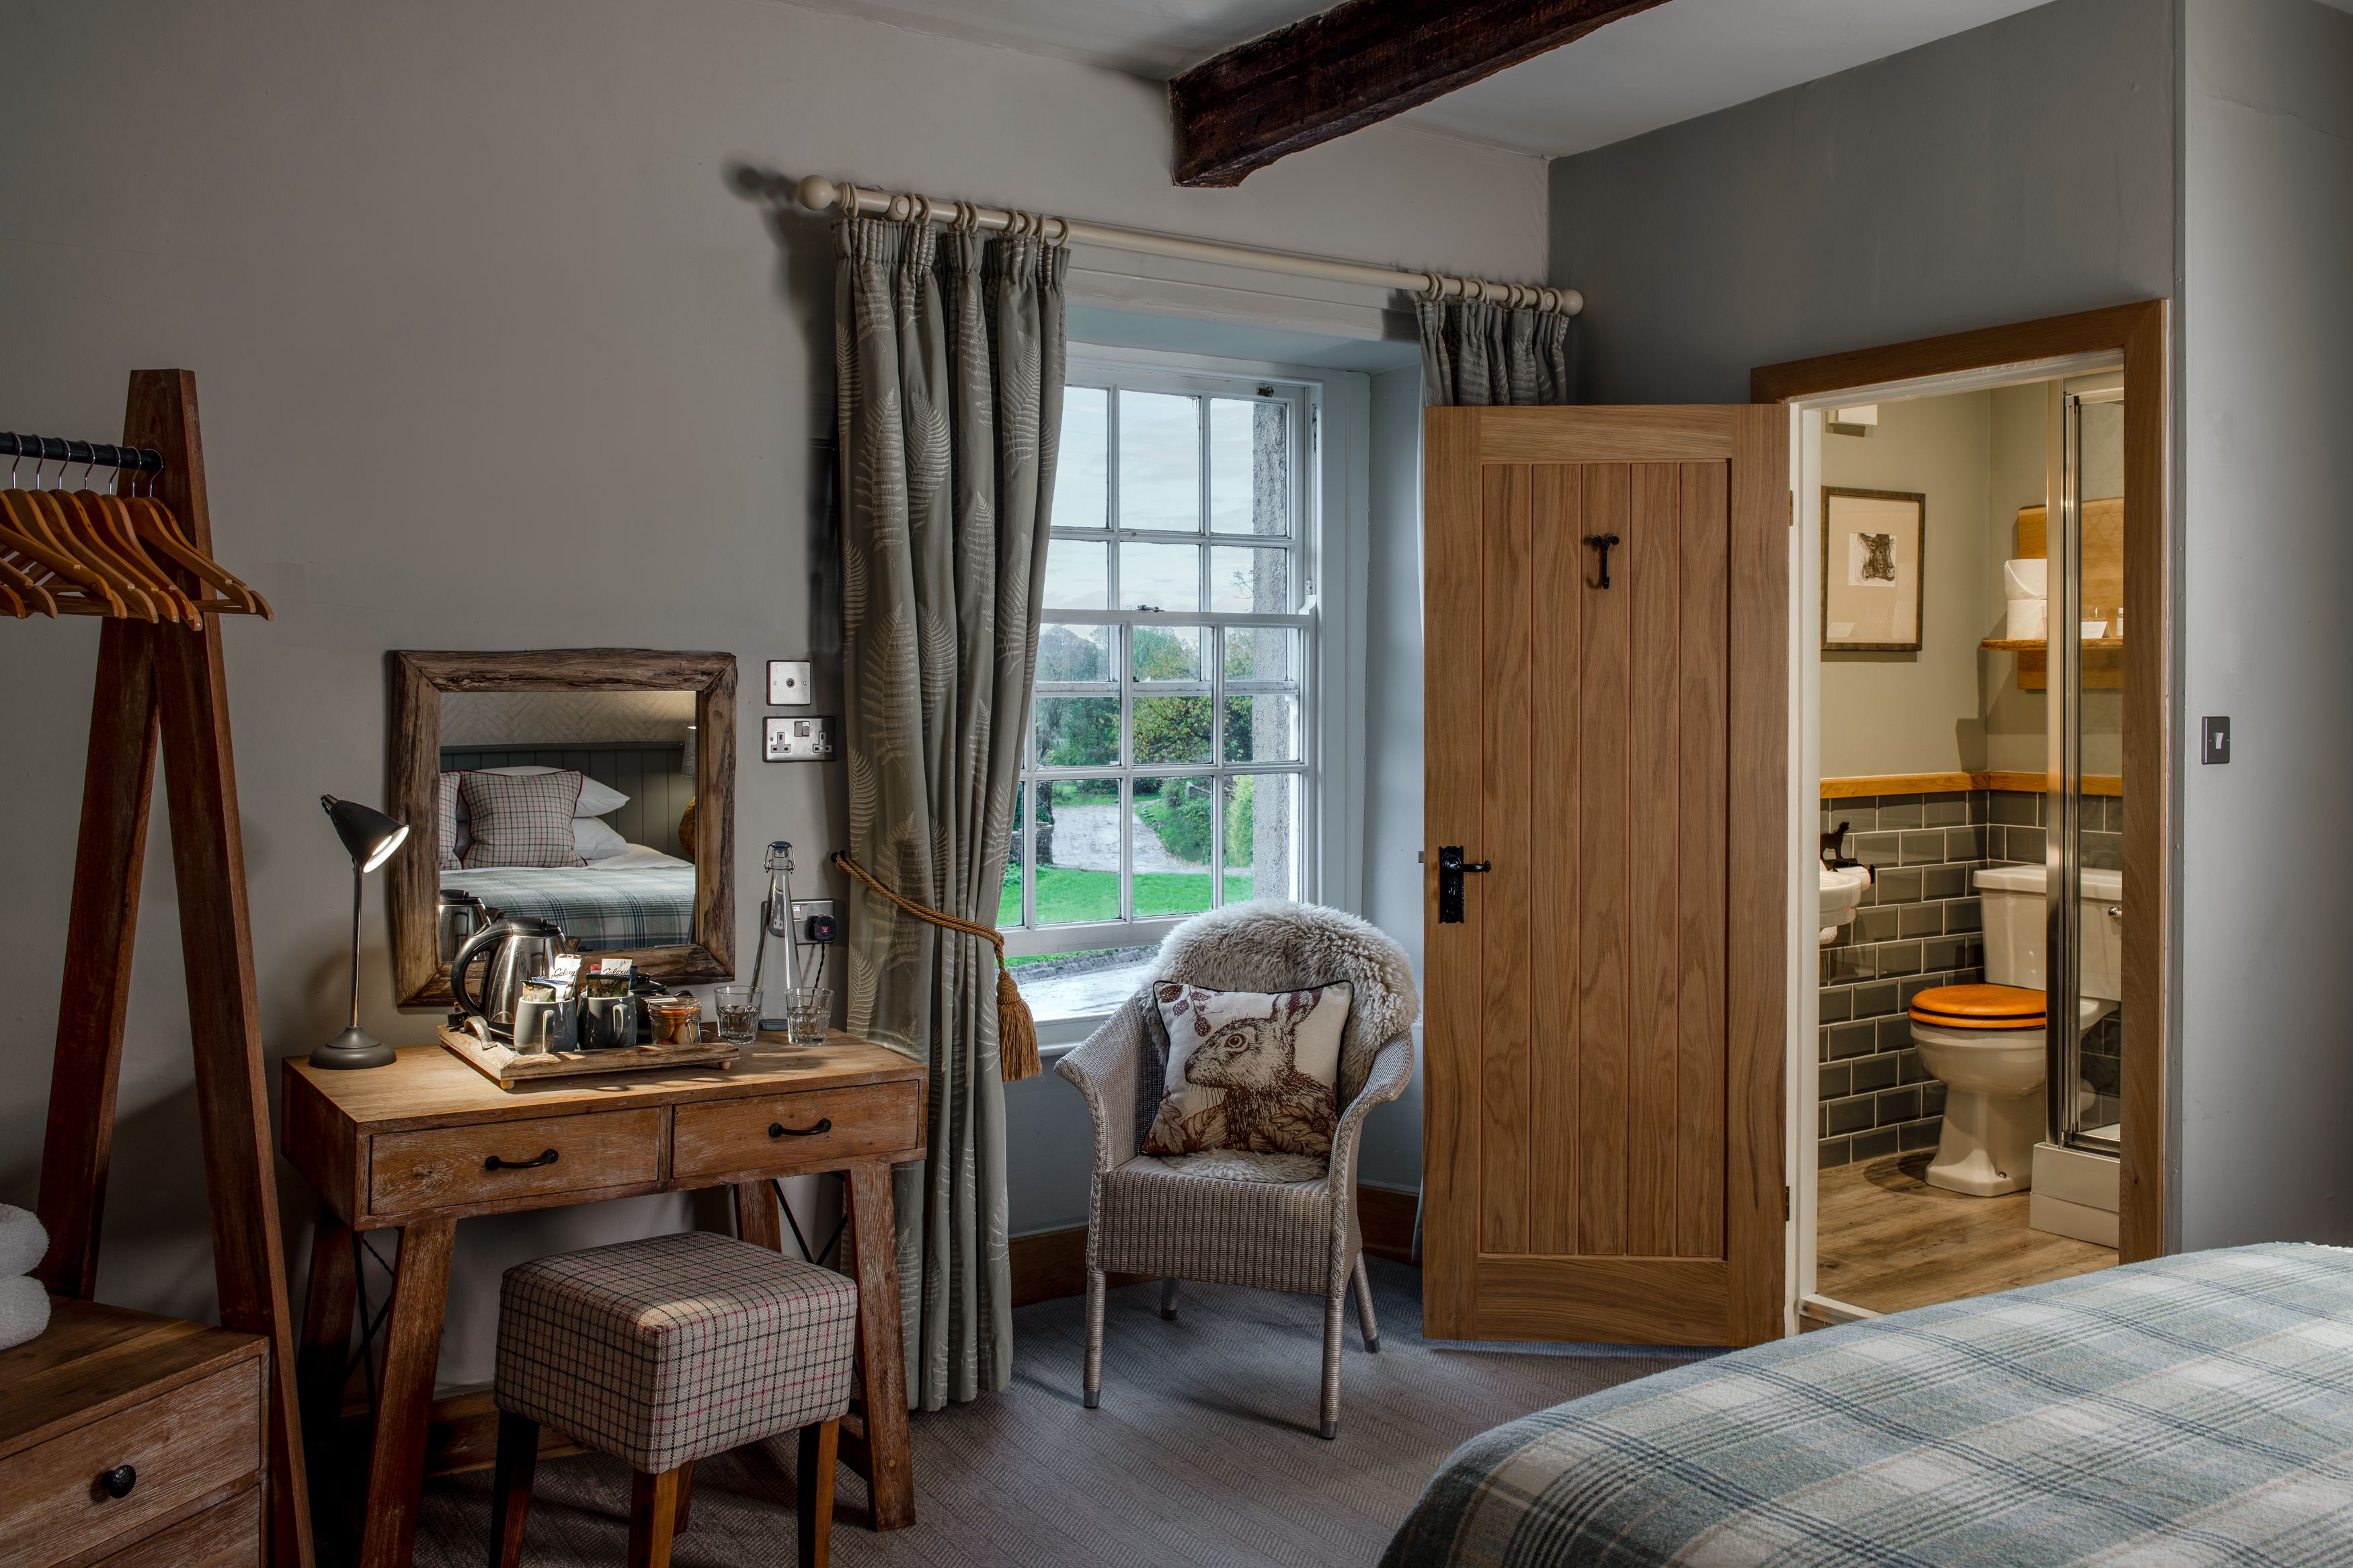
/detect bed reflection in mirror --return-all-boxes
[437,690,700,956]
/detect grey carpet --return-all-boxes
[414,1258,1707,1568]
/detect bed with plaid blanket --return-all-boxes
[1385,1245,2353,1567]
[444,862,696,952]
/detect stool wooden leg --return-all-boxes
[672,1460,695,1535]
[628,1468,685,1568]
[487,1413,538,1568]
[797,1418,838,1568]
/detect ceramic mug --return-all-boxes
[510,995,575,1056]
[579,993,639,1050]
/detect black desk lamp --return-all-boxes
[311,795,409,1070]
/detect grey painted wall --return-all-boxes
[1549,0,2177,405]
[0,0,1540,1389]
[2178,0,2353,1247]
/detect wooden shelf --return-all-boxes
[1983,637,2124,651]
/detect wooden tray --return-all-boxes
[438,1020,739,1088]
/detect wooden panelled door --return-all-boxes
[1424,407,1788,1346]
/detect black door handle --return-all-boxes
[1586,533,1622,589]
[96,1465,136,1500]
[1436,846,1492,924]
[483,1149,559,1171]
[770,1118,833,1138]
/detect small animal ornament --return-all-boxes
[1146,985,1340,1157]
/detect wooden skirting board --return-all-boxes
[1822,771,2122,798]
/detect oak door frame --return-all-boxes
[1753,300,2170,1263]
[388,649,737,1007]
[1422,405,1788,1347]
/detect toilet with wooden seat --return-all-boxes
[1907,862,2122,1196]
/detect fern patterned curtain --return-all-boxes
[834,214,1066,1407]
[1417,297,1572,405]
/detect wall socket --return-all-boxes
[764,714,834,761]
[789,899,836,943]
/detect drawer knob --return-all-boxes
[484,1148,560,1171]
[97,1464,137,1499]
[768,1118,832,1139]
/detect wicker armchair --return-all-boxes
[1055,901,1418,1439]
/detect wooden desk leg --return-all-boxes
[733,1180,784,1253]
[843,1161,913,1530]
[297,1205,358,1526]
[357,1219,454,1568]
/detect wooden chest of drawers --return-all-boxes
[0,1298,267,1568]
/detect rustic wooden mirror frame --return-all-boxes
[388,649,736,1007]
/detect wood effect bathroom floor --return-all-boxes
[1814,1153,2116,1317]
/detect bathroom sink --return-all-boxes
[1819,863,1872,946]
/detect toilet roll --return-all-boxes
[2005,599,2048,641]
[2003,559,2048,600]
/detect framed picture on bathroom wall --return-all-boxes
[1822,487,1925,652]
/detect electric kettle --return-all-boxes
[436,887,491,964]
[449,915,569,1034]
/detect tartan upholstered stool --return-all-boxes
[488,1230,859,1568]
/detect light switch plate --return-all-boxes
[767,659,813,706]
[2202,715,2231,764]
[764,714,834,761]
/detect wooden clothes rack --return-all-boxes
[29,371,313,1568]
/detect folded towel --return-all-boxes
[0,1272,50,1352]
[0,1203,46,1278]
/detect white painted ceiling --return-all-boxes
[787,0,2053,159]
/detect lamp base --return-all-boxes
[310,1024,397,1071]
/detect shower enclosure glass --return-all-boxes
[2048,378,2126,1155]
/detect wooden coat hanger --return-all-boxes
[121,491,271,617]
[0,487,128,616]
[72,487,198,624]
[30,487,161,621]
[0,548,57,616]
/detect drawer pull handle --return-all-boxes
[97,1465,137,1500]
[769,1118,832,1139]
[484,1149,560,1171]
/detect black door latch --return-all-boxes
[1586,532,1622,589]
[1437,845,1492,923]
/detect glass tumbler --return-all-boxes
[781,987,832,1048]
[715,984,762,1044]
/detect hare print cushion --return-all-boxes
[1142,981,1353,1160]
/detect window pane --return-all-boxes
[1134,694,1212,766]
[1121,541,1201,612]
[1224,626,1298,684]
[1053,386,1108,528]
[1222,774,1298,904]
[1210,546,1289,612]
[1034,695,1119,768]
[1223,694,1298,763]
[1006,946,1158,1022]
[1133,776,1215,918]
[1043,537,1108,610]
[1037,623,1113,684]
[1037,779,1121,926]
[1118,390,1200,532]
[1210,397,1288,536]
[1000,781,1026,927]
[1129,624,1203,683]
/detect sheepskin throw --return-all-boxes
[1152,899,1419,1104]
[1143,981,1351,1159]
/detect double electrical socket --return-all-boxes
[765,714,833,761]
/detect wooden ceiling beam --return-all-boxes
[1169,0,1670,188]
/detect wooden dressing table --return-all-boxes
[280,1034,926,1568]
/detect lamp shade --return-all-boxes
[321,795,409,873]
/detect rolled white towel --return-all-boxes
[0,1203,46,1278]
[0,1272,50,1352]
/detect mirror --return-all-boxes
[388,650,736,1007]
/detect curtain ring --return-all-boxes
[838,181,864,219]
[912,194,934,227]
[1045,213,1070,245]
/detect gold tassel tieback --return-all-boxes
[831,850,1041,1081]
